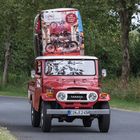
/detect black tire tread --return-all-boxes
[98,102,110,133]
[31,104,40,127]
[41,102,52,132]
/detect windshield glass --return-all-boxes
[45,59,96,76]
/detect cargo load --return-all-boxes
[34,8,84,56]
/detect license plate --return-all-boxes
[67,110,90,116]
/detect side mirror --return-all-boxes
[31,70,35,78]
[102,69,107,77]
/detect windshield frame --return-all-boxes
[44,59,96,76]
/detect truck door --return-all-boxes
[33,60,42,111]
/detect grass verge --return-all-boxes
[0,74,29,97]
[102,77,140,111]
[0,127,16,140]
[0,91,26,97]
[0,85,26,97]
[110,98,140,111]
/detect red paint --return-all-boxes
[28,58,110,112]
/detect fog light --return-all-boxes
[88,92,98,101]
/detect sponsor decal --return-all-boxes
[35,9,85,55]
[66,13,77,24]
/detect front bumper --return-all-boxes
[47,109,110,116]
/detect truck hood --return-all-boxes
[43,76,99,90]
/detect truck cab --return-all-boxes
[28,55,110,132]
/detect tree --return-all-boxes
[117,0,139,87]
[0,0,18,85]
[107,0,140,86]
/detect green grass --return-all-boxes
[110,98,140,111]
[0,85,27,97]
[102,77,140,102]
[0,127,16,140]
[0,73,29,97]
[0,91,26,97]
[102,77,140,111]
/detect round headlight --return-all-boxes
[88,92,98,101]
[57,92,66,101]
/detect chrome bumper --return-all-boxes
[47,109,110,116]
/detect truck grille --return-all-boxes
[67,94,87,100]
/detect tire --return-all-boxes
[98,102,110,133]
[82,118,92,127]
[31,104,41,127]
[45,43,55,53]
[40,102,52,132]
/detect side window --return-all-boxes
[36,61,42,75]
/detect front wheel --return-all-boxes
[31,104,41,127]
[98,102,110,133]
[40,101,52,132]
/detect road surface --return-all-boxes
[0,96,140,140]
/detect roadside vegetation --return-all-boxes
[110,99,140,111]
[102,78,140,111]
[0,86,26,97]
[0,127,16,140]
[0,74,28,97]
[103,78,140,102]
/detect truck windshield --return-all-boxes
[45,60,96,76]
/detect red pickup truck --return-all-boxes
[28,55,110,132]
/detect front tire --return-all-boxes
[31,104,41,127]
[40,102,52,132]
[98,102,110,133]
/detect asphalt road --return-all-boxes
[0,96,140,140]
